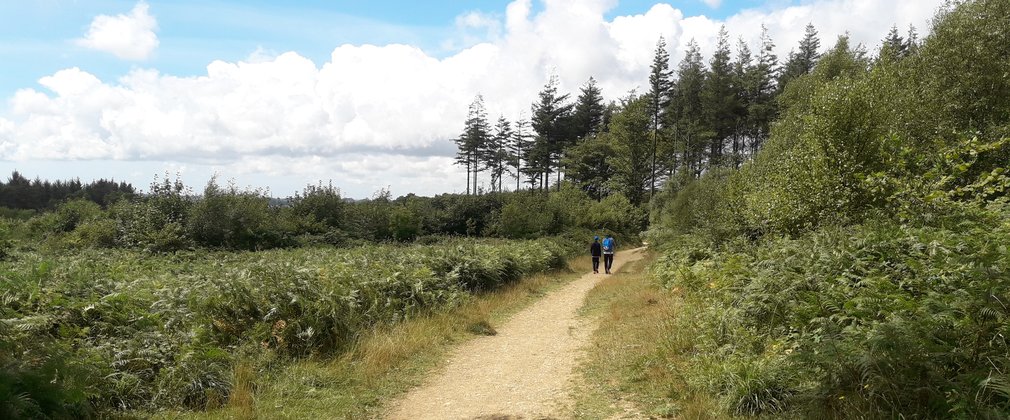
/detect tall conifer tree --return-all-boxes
[454,95,491,195]
[490,115,513,192]
[572,77,606,141]
[747,25,779,155]
[530,75,573,191]
[648,36,673,196]
[669,40,708,178]
[779,23,821,90]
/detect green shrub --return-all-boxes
[187,179,287,250]
[287,182,346,232]
[70,218,119,248]
[389,206,421,242]
[494,193,557,238]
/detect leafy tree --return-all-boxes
[562,135,616,201]
[389,206,421,241]
[286,181,346,239]
[187,177,283,250]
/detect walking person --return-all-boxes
[590,236,602,274]
[602,234,616,274]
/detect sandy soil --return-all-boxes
[386,247,646,420]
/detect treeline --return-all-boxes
[0,170,135,211]
[648,0,1010,417]
[453,22,920,205]
[13,175,644,252]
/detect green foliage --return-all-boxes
[0,236,579,415]
[585,193,646,235]
[111,175,194,252]
[606,95,653,206]
[187,178,287,250]
[655,214,1010,417]
[563,135,616,200]
[31,199,104,234]
[647,1,1010,417]
[287,182,346,234]
[490,185,644,240]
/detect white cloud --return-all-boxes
[5,0,945,197]
[703,0,723,8]
[75,1,159,60]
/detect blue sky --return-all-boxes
[0,0,766,98]
[0,0,942,197]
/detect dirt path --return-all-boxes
[386,247,646,420]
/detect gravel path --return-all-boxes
[386,247,646,420]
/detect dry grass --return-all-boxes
[572,251,724,419]
[162,256,591,420]
[226,361,256,420]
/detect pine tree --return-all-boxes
[747,25,779,155]
[731,37,753,168]
[454,95,491,195]
[702,26,736,168]
[572,77,606,140]
[878,25,908,64]
[490,115,513,192]
[606,94,652,206]
[904,25,919,55]
[510,117,534,191]
[779,23,821,90]
[648,36,673,196]
[668,39,708,178]
[530,74,573,191]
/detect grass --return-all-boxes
[155,255,595,419]
[572,251,725,420]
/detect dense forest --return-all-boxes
[0,171,135,212]
[2,0,1008,417]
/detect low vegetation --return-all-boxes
[0,161,646,417]
[0,231,591,418]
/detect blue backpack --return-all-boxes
[602,237,614,252]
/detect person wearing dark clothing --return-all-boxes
[602,235,616,274]
[590,236,602,274]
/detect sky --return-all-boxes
[0,0,945,198]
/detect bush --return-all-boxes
[29,199,104,235]
[389,206,421,242]
[287,182,346,234]
[187,179,287,250]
